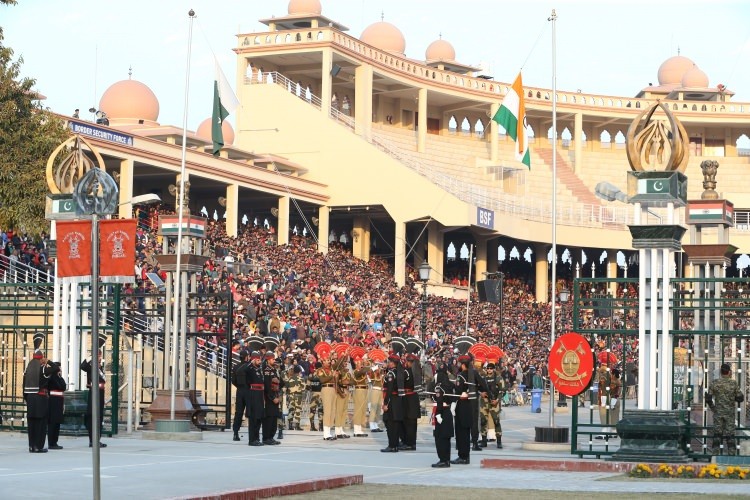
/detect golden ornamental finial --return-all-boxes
[625,101,689,173]
[46,135,107,194]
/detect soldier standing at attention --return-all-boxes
[706,363,744,455]
[316,357,337,440]
[400,353,420,450]
[47,361,67,450]
[307,361,323,431]
[431,361,455,468]
[480,361,505,449]
[246,351,266,446]
[452,355,473,464]
[81,357,107,448]
[23,345,52,453]
[285,365,305,431]
[262,352,283,445]
[367,363,384,433]
[351,356,370,437]
[333,357,352,439]
[381,353,404,453]
[232,350,251,441]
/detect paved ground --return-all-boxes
[0,402,746,499]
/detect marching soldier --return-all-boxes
[47,361,67,450]
[351,355,369,437]
[451,354,473,464]
[315,357,337,440]
[596,352,621,437]
[706,363,744,455]
[401,353,420,450]
[81,356,107,448]
[262,351,284,445]
[480,361,505,449]
[246,351,265,446]
[23,337,52,453]
[333,355,352,439]
[285,365,305,431]
[307,361,323,431]
[431,361,455,467]
[368,363,384,433]
[381,353,404,452]
[232,350,251,441]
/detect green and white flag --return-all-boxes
[212,59,240,156]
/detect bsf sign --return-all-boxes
[476,207,494,229]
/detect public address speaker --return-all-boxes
[477,279,501,304]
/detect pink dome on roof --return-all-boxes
[99,79,159,122]
[288,0,322,15]
[360,21,406,55]
[196,117,234,146]
[681,65,709,88]
[657,55,695,86]
[426,38,455,61]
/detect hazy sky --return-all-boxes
[3,0,749,130]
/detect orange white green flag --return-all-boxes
[492,72,531,169]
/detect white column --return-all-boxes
[317,206,329,255]
[118,159,134,219]
[394,221,406,287]
[417,87,427,153]
[277,196,290,246]
[321,49,333,117]
[225,184,239,238]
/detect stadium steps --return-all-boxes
[536,146,601,206]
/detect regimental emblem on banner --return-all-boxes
[548,332,594,397]
[63,230,86,259]
[107,229,129,259]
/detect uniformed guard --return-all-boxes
[706,363,744,455]
[232,349,252,441]
[306,360,323,431]
[381,351,405,452]
[81,332,108,448]
[431,361,455,467]
[595,351,620,438]
[262,351,283,445]
[333,351,352,439]
[451,335,477,464]
[367,362,385,433]
[23,333,52,453]
[285,365,305,430]
[401,351,420,450]
[351,353,370,437]
[315,355,337,440]
[246,351,266,446]
[480,360,505,449]
[47,361,67,450]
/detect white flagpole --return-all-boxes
[465,244,474,335]
[548,8,558,428]
[171,8,196,420]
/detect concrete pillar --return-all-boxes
[277,196,290,246]
[321,49,333,117]
[395,220,406,287]
[352,216,371,262]
[490,103,499,163]
[118,159,134,219]
[607,249,619,297]
[475,237,488,282]
[487,239,499,274]
[427,222,444,285]
[317,206,329,255]
[354,64,373,138]
[535,243,550,303]
[574,112,583,174]
[417,87,428,153]
[224,184,239,238]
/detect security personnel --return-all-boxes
[351,357,369,437]
[431,361,455,468]
[706,363,744,455]
[23,348,52,453]
[333,357,352,439]
[451,355,473,464]
[246,351,265,446]
[381,353,404,452]
[400,353,420,450]
[467,355,487,451]
[285,365,305,431]
[315,357,337,440]
[367,363,384,433]
[480,362,505,449]
[81,357,107,448]
[232,350,251,441]
[47,361,67,450]
[306,361,323,431]
[262,351,283,445]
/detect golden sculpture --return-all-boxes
[626,101,689,173]
[700,159,720,200]
[46,135,107,194]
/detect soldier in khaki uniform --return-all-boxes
[368,364,385,432]
[306,361,323,431]
[315,357,337,440]
[351,356,370,437]
[285,365,305,430]
[480,361,505,448]
[334,357,353,439]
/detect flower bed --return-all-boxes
[628,463,748,480]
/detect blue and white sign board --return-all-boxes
[69,120,134,146]
[476,207,494,229]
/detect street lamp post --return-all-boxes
[418,261,431,353]
[557,288,570,407]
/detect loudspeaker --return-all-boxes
[477,279,501,304]
[330,64,342,77]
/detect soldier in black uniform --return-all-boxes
[247,351,266,446]
[400,353,420,450]
[451,355,473,464]
[467,355,487,451]
[262,351,284,445]
[431,361,455,468]
[47,361,67,450]
[232,350,251,441]
[23,347,52,453]
[81,357,107,448]
[381,353,405,452]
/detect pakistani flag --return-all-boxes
[492,72,531,169]
[212,59,240,156]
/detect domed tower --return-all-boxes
[99,78,160,127]
[196,117,235,147]
[360,21,406,56]
[259,0,348,31]
[424,35,480,75]
[657,55,695,88]
[681,65,709,88]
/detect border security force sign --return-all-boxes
[548,332,594,397]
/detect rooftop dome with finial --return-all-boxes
[426,36,455,61]
[360,14,406,55]
[657,54,695,86]
[681,64,709,88]
[288,0,322,15]
[99,71,159,124]
[196,117,234,146]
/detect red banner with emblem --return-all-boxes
[99,219,137,281]
[548,332,595,397]
[56,220,93,278]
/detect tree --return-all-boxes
[0,0,70,235]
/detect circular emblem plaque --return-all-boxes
[548,332,594,397]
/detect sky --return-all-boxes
[3,0,750,131]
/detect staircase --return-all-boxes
[536,147,602,206]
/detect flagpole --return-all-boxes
[548,8,558,429]
[171,8,195,420]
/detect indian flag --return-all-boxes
[493,72,531,169]
[212,59,240,156]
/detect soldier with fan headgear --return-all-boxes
[401,340,422,451]
[232,349,252,441]
[431,360,455,467]
[246,350,265,446]
[480,357,505,449]
[367,349,387,433]
[262,350,283,445]
[313,343,337,440]
[47,360,67,450]
[81,332,108,448]
[23,332,52,453]
[451,335,479,464]
[596,351,621,437]
[380,349,405,453]
[333,345,353,439]
[351,349,369,437]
